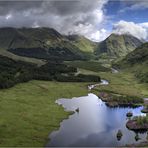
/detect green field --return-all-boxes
[0,81,88,147]
[69,61,148,98]
[95,71,148,98]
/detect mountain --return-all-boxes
[65,35,97,53]
[114,42,148,83]
[0,28,143,62]
[95,33,143,58]
[0,27,91,61]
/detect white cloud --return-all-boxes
[5,14,12,20]
[140,22,148,28]
[119,1,148,13]
[130,1,148,10]
[112,20,148,40]
[89,29,109,42]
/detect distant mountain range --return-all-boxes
[0,27,144,61]
[95,33,143,58]
[0,27,147,85]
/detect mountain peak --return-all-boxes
[108,33,139,39]
[95,33,143,58]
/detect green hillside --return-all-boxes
[65,60,110,72]
[0,27,90,60]
[114,42,148,83]
[95,33,143,58]
[1,28,142,61]
[0,50,45,66]
[66,35,97,53]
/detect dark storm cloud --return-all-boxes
[0,0,108,41]
[44,0,103,15]
[0,1,43,15]
[0,0,104,16]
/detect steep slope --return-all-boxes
[123,42,148,64]
[0,27,86,60]
[66,35,97,53]
[95,33,143,58]
[114,42,148,83]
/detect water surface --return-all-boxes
[48,94,146,147]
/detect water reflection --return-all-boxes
[48,93,146,147]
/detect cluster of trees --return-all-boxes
[0,55,101,89]
[56,73,101,82]
[0,56,35,88]
[8,46,85,61]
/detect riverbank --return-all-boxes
[65,60,148,102]
[90,71,148,108]
[0,81,88,147]
[98,91,143,108]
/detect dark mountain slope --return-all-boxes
[114,42,148,83]
[0,27,88,60]
[124,42,148,64]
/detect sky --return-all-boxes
[0,0,148,42]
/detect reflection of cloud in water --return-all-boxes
[71,130,118,147]
[48,93,146,147]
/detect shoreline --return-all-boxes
[88,81,144,108]
[126,119,148,131]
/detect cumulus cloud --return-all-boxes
[89,29,110,42]
[112,20,148,40]
[140,22,148,29]
[0,0,109,42]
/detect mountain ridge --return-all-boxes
[95,33,143,58]
[0,27,144,61]
[0,27,92,60]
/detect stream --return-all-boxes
[47,80,147,147]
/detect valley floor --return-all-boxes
[95,71,148,98]
[0,62,147,146]
[0,81,88,147]
[68,60,148,99]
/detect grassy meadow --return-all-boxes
[0,81,88,146]
[67,61,148,98]
[64,60,110,72]
[95,71,148,98]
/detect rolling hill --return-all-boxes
[95,33,143,58]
